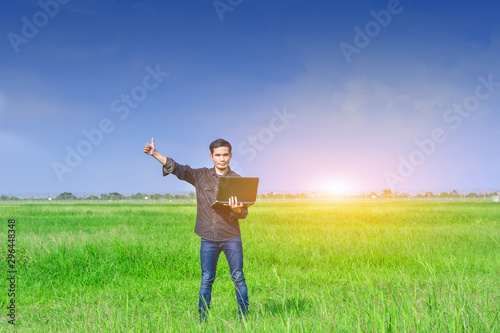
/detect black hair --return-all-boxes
[209,138,232,154]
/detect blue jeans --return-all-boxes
[198,236,249,318]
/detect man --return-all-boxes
[143,137,250,321]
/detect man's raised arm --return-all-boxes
[144,137,167,165]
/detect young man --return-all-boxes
[144,138,250,320]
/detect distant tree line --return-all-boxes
[258,192,310,199]
[0,192,197,201]
[1,195,20,201]
[258,189,499,200]
[353,189,497,199]
[1,189,498,202]
[57,192,197,201]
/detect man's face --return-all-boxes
[210,146,232,174]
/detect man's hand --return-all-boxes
[144,137,167,165]
[144,137,156,156]
[224,196,244,214]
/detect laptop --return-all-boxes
[214,177,259,206]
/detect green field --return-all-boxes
[1,201,499,332]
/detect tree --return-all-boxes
[380,189,393,198]
[56,192,76,200]
[109,192,123,200]
[424,192,434,199]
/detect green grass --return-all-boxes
[1,201,499,332]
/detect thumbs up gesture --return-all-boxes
[144,137,156,155]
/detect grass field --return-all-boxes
[1,200,499,332]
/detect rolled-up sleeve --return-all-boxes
[162,157,176,176]
[159,162,250,242]
[229,206,248,221]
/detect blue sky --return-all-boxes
[1,0,500,196]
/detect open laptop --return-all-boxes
[214,177,259,206]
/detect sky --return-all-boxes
[1,0,500,197]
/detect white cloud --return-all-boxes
[0,129,32,150]
[329,78,448,139]
[1,90,91,126]
[5,98,62,121]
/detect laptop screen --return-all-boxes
[216,177,259,204]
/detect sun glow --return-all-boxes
[323,180,352,196]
